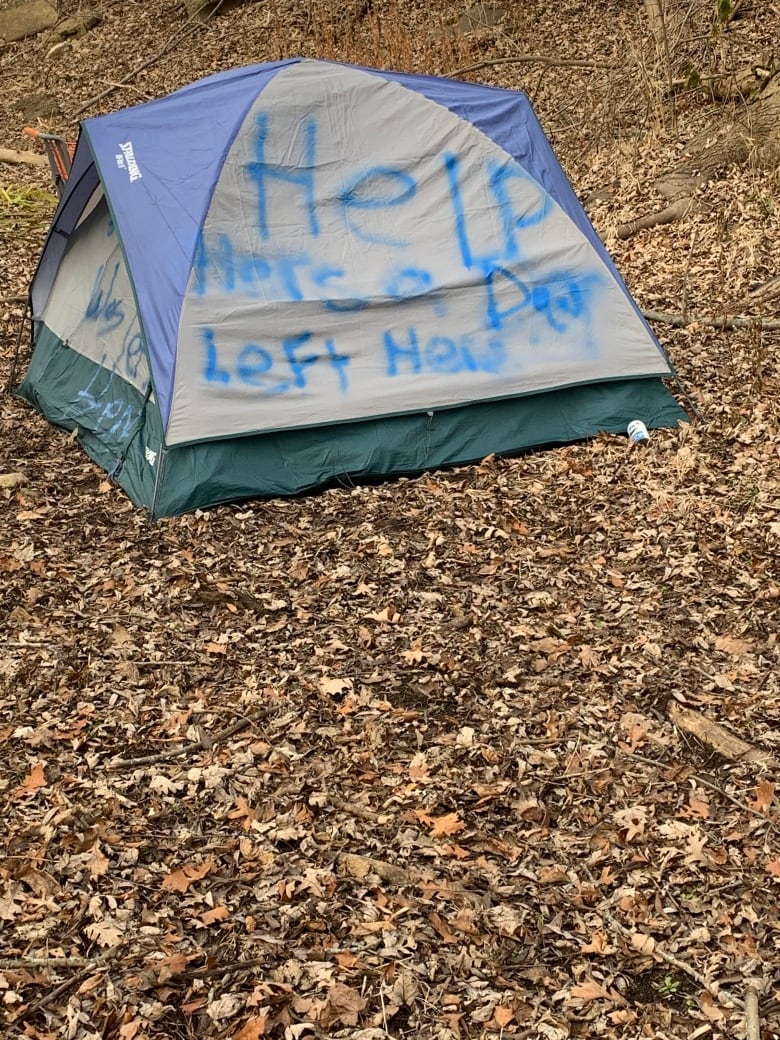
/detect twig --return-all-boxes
[186,955,276,979]
[135,659,197,667]
[0,956,93,969]
[450,55,614,77]
[745,986,761,1040]
[24,946,126,1016]
[643,308,780,331]
[619,749,779,834]
[599,903,745,1011]
[0,295,27,304]
[68,1,226,121]
[107,704,278,769]
[582,868,746,1012]
[0,641,55,648]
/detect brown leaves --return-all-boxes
[319,982,367,1027]
[161,858,214,893]
[3,8,780,1036]
[85,918,124,947]
[12,761,46,798]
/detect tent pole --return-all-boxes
[4,296,31,394]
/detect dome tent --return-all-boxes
[18,58,685,518]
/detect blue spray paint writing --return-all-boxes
[83,260,146,383]
[384,329,505,377]
[70,354,138,444]
[202,327,350,393]
[192,232,436,314]
[86,262,125,333]
[247,113,419,249]
[196,113,600,396]
[484,268,600,334]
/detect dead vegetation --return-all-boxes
[1,2,779,1039]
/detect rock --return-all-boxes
[46,11,102,45]
[13,92,60,120]
[0,0,58,43]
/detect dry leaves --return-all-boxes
[1,1,780,1039]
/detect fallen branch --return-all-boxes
[622,749,779,834]
[450,54,614,77]
[745,274,780,308]
[595,901,745,1011]
[107,703,277,769]
[24,946,126,1016]
[68,0,226,120]
[0,956,93,969]
[745,986,761,1040]
[642,308,780,331]
[668,702,777,769]
[0,147,47,168]
[584,861,746,1010]
[617,197,695,239]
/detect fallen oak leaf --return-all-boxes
[429,812,465,839]
[580,930,616,955]
[493,1006,514,1028]
[568,979,612,1002]
[161,858,215,893]
[86,841,110,879]
[199,905,230,926]
[751,780,775,813]
[13,761,46,798]
[319,981,367,1028]
[203,641,228,655]
[630,932,656,956]
[85,918,124,947]
[234,1015,269,1040]
[714,634,754,655]
[319,676,353,695]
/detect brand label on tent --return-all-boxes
[167,64,665,445]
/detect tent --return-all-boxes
[18,58,686,518]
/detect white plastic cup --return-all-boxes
[627,420,650,446]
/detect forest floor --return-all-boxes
[1,1,779,1038]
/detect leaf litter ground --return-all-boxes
[1,2,779,1038]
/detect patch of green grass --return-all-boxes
[0,183,57,235]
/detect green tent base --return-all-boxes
[19,323,687,519]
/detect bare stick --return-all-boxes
[745,986,761,1040]
[621,749,779,834]
[0,956,93,969]
[580,869,746,1012]
[603,906,745,1010]
[0,148,47,168]
[642,308,780,332]
[24,946,126,1016]
[107,704,278,769]
[68,1,226,121]
[450,55,614,77]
